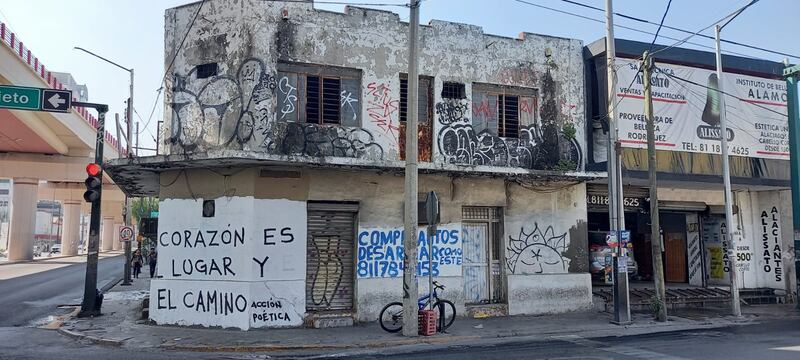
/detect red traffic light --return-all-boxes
[86,163,102,177]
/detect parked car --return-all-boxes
[50,244,61,255]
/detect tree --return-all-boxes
[131,197,159,223]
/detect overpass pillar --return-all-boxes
[8,178,38,261]
[101,216,114,252]
[61,200,81,256]
[112,221,122,251]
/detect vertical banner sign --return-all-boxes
[615,59,788,159]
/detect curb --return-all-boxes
[160,334,479,352]
[101,276,123,293]
[0,251,123,266]
[57,327,126,347]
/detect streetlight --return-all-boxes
[74,46,134,286]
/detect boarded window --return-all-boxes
[277,63,361,126]
[398,75,433,162]
[472,83,537,138]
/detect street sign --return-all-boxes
[0,85,41,110]
[0,85,71,112]
[41,89,71,112]
[119,226,134,242]
[425,191,440,225]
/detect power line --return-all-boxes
[162,0,206,85]
[510,0,755,59]
[554,0,797,60]
[649,0,672,50]
[648,0,759,58]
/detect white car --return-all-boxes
[50,244,61,254]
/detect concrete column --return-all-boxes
[8,178,38,261]
[112,222,123,251]
[60,200,81,256]
[101,216,114,252]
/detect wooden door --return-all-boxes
[664,232,687,283]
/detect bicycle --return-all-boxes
[378,281,456,333]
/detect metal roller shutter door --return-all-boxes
[306,205,356,312]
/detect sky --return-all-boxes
[1,0,796,156]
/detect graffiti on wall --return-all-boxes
[261,122,384,160]
[170,58,382,160]
[150,197,307,329]
[365,82,400,143]
[435,71,582,170]
[170,58,276,151]
[506,223,568,274]
[308,236,344,308]
[357,224,463,278]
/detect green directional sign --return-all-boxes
[0,85,41,110]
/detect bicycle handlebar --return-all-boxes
[432,281,445,290]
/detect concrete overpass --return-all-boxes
[0,22,128,260]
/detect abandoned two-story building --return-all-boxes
[107,0,598,330]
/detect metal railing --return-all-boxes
[0,21,126,156]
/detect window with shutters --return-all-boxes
[276,62,361,126]
[398,74,433,161]
[471,83,537,138]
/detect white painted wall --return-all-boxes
[150,197,307,330]
[507,273,592,315]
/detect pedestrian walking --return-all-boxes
[148,250,158,278]
[132,249,143,278]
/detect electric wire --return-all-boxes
[555,0,796,60]
[511,0,757,60]
[649,0,760,58]
[649,0,672,51]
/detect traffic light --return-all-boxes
[83,163,102,203]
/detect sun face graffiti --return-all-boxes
[506,223,568,274]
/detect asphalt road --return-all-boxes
[0,255,124,327]
[356,319,800,360]
[0,318,798,359]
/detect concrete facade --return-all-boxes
[61,200,81,256]
[8,178,38,260]
[129,0,596,330]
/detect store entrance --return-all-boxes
[661,212,688,283]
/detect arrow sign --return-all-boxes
[41,89,71,112]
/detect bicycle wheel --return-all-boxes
[379,302,404,333]
[433,300,456,331]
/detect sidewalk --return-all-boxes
[58,280,800,357]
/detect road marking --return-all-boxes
[773,345,800,352]
[553,335,690,360]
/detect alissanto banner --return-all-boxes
[615,58,788,160]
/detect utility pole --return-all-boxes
[402,0,421,337]
[714,25,741,317]
[77,101,109,317]
[783,64,800,307]
[642,52,667,322]
[605,0,630,325]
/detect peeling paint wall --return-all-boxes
[153,167,589,327]
[162,0,586,172]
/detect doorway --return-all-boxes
[306,203,357,312]
[462,207,505,304]
[661,212,688,283]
